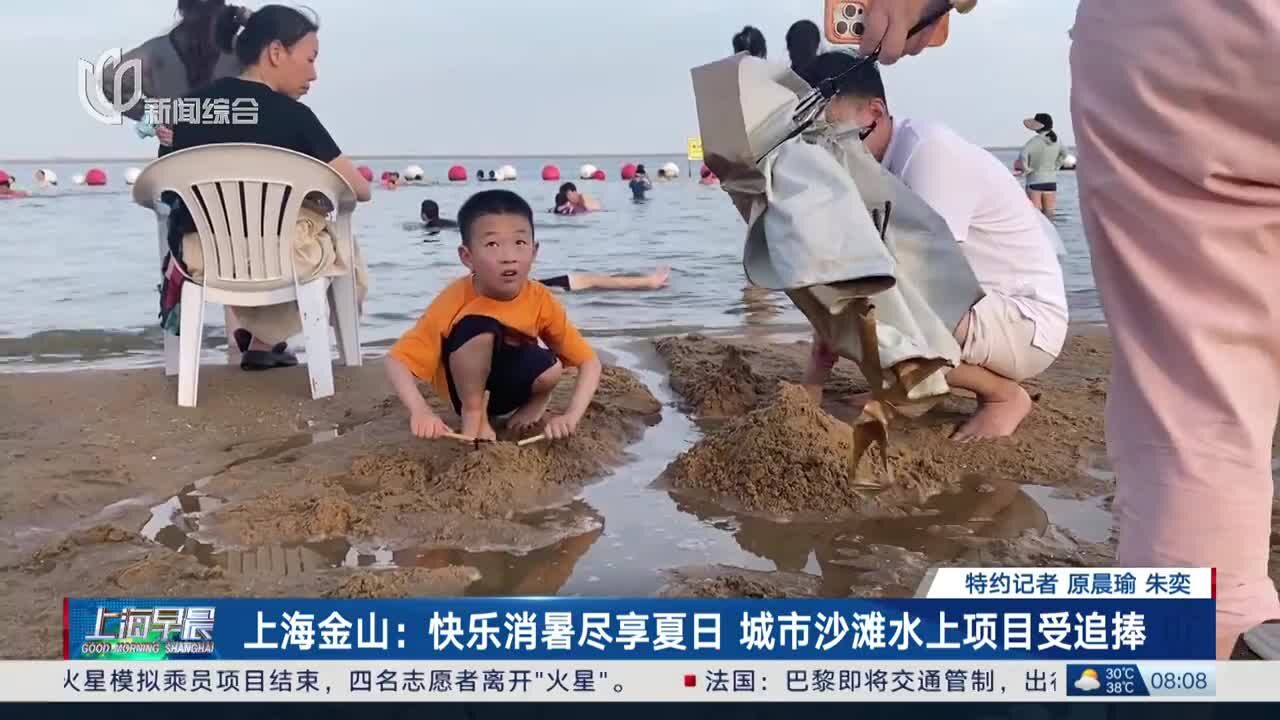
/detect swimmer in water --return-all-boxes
[629,164,653,201]
[539,266,671,292]
[488,170,497,182]
[554,182,601,214]
[381,171,401,190]
[699,166,719,185]
[476,169,485,181]
[0,171,29,199]
[420,200,458,231]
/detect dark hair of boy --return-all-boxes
[806,50,887,102]
[421,199,439,220]
[458,189,535,248]
[558,182,577,195]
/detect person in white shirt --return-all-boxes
[802,52,1069,441]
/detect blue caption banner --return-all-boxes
[66,598,1215,661]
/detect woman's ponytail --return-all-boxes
[215,5,249,55]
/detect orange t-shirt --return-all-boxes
[390,276,596,402]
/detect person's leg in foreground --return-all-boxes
[1072,0,1280,658]
[947,295,1055,441]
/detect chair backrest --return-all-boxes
[133,144,357,292]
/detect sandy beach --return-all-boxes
[1,330,1277,658]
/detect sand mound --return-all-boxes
[110,552,228,592]
[655,338,770,417]
[216,488,357,546]
[657,565,822,598]
[664,383,938,519]
[26,524,137,567]
[326,567,481,598]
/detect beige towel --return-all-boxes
[182,206,368,345]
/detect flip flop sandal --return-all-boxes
[1232,620,1280,660]
[239,347,297,371]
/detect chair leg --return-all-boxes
[163,330,180,377]
[330,272,362,367]
[177,283,206,408]
[297,279,334,400]
[224,305,243,366]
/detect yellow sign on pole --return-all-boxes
[686,137,704,161]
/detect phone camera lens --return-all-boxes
[842,4,859,19]
[853,21,865,36]
[836,20,849,35]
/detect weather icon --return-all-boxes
[1074,669,1101,692]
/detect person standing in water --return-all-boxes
[629,164,653,201]
[731,25,767,58]
[1019,112,1069,218]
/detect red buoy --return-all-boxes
[620,163,637,180]
[541,165,561,181]
[591,169,606,181]
[448,165,468,182]
[85,168,108,186]
[357,165,374,182]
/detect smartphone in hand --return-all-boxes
[824,0,951,49]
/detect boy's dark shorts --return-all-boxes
[443,315,559,417]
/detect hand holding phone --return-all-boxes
[825,0,964,62]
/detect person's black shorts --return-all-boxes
[443,315,559,416]
[538,275,572,291]
[1028,182,1058,192]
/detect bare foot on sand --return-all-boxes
[460,411,498,442]
[508,393,554,432]
[951,385,1032,442]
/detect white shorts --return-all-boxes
[960,294,1057,382]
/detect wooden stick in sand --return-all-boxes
[516,434,547,447]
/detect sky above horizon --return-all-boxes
[0,0,1079,160]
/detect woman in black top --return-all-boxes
[168,5,372,368]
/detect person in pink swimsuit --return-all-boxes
[865,0,1280,658]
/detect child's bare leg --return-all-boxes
[510,362,564,431]
[448,333,497,441]
[946,363,1033,441]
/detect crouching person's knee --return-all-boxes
[446,315,504,356]
[532,359,564,392]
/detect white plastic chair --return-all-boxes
[133,143,362,407]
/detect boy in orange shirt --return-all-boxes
[386,190,602,442]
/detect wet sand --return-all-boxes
[652,331,1280,598]
[1,330,1277,658]
[0,361,660,658]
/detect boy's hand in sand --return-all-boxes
[861,0,944,64]
[542,414,580,441]
[411,410,452,439]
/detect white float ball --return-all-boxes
[661,162,681,178]
[1062,153,1078,170]
[35,169,58,187]
[124,167,142,185]
[579,164,598,180]
[404,165,425,181]
[498,164,517,181]
[73,174,86,186]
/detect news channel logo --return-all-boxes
[77,605,217,659]
[77,48,143,125]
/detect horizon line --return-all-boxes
[2,146,1038,164]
